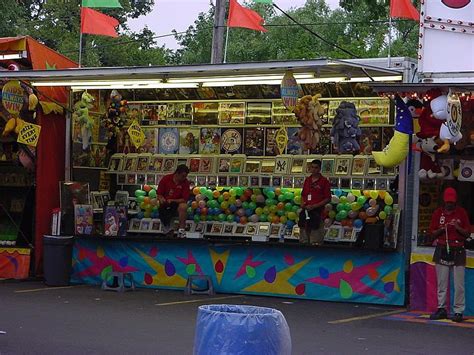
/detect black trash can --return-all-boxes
[193,304,291,355]
[43,235,74,286]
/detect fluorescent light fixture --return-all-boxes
[31,74,402,89]
[202,75,402,87]
[32,79,163,87]
[168,73,315,83]
[72,82,199,90]
[0,53,25,60]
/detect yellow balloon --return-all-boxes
[378,190,386,199]
[384,194,394,206]
[363,190,371,198]
[351,190,361,197]
[379,211,387,220]
[370,190,378,200]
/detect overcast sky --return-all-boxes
[128,0,340,49]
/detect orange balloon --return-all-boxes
[277,202,285,210]
[365,217,378,224]
[193,187,200,195]
[191,201,198,209]
[275,188,282,196]
[359,211,367,220]
[143,197,151,204]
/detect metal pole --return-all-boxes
[387,16,392,68]
[78,31,83,68]
[223,26,230,63]
[211,0,226,64]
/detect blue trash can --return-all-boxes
[193,304,291,355]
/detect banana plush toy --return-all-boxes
[372,96,413,168]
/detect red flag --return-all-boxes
[227,0,267,32]
[390,0,420,21]
[80,7,120,37]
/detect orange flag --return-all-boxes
[390,0,420,21]
[80,7,120,37]
[227,0,267,32]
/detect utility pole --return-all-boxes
[211,0,226,64]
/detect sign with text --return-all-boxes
[127,120,145,149]
[17,122,41,147]
[2,81,24,115]
[280,71,299,112]
[446,89,462,137]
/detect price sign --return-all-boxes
[127,120,145,149]
[2,81,24,115]
[17,122,41,147]
[280,71,299,112]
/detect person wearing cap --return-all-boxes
[428,187,471,322]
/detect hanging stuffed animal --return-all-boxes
[104,89,127,138]
[330,101,361,154]
[430,94,463,152]
[294,94,325,151]
[418,137,444,179]
[73,91,95,150]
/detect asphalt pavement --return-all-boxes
[0,280,473,354]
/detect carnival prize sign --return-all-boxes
[2,81,24,115]
[127,120,145,148]
[280,71,299,112]
[17,122,41,147]
[446,89,462,137]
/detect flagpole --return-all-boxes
[78,31,83,68]
[387,16,392,68]
[223,26,230,64]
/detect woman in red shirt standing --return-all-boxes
[298,159,331,246]
[428,187,471,323]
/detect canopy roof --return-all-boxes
[0,58,405,87]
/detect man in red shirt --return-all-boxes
[298,159,331,245]
[428,187,470,322]
[157,164,191,238]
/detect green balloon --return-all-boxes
[193,215,201,223]
[259,214,268,222]
[135,189,146,198]
[248,201,257,210]
[235,187,244,196]
[148,189,157,199]
[294,196,302,205]
[265,199,277,206]
[266,191,275,199]
[278,194,286,202]
[357,196,366,205]
[218,213,226,222]
[292,205,299,213]
[242,201,249,209]
[284,203,293,211]
[137,196,145,203]
[218,195,224,203]
[226,214,234,222]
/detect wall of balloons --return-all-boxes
[132,184,396,235]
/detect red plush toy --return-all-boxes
[418,137,444,179]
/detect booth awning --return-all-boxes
[0,58,405,89]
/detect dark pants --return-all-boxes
[298,208,322,231]
[159,202,179,227]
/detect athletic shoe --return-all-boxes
[429,308,448,320]
[452,313,463,323]
[177,228,186,239]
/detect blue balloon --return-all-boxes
[245,208,253,217]
[195,208,201,215]
[234,215,241,223]
[335,189,343,197]
[353,219,363,228]
[229,205,237,213]
[286,220,295,229]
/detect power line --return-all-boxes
[272,3,359,58]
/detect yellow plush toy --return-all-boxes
[2,117,26,137]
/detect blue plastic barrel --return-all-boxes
[193,304,291,355]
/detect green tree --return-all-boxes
[173,0,418,64]
[7,0,169,67]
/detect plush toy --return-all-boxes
[73,91,95,150]
[330,101,361,154]
[104,89,127,137]
[406,98,423,135]
[418,137,444,179]
[2,117,26,137]
[372,95,413,168]
[294,94,325,151]
[431,94,463,152]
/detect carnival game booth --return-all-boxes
[0,36,77,278]
[3,58,412,305]
[371,82,474,316]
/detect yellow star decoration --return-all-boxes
[244,257,312,295]
[382,268,400,292]
[135,248,187,287]
[209,248,230,285]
